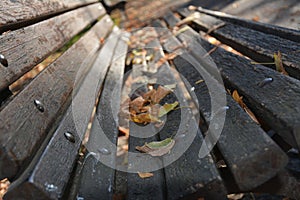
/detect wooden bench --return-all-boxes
[0,1,299,200]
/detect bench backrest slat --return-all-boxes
[178,8,300,80]
[76,30,129,199]
[0,15,113,180]
[4,26,120,200]
[0,3,106,91]
[0,0,99,32]
[162,15,289,191]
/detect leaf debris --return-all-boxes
[136,138,175,156]
[138,172,154,179]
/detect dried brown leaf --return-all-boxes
[138,172,154,179]
[274,51,288,75]
[131,113,161,124]
[232,90,259,124]
[151,86,172,104]
[232,90,244,107]
[130,96,146,113]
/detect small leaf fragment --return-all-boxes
[232,90,243,107]
[136,138,175,157]
[195,80,204,84]
[274,51,288,75]
[232,90,259,124]
[138,172,154,179]
[158,101,179,118]
[164,84,177,90]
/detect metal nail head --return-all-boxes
[0,54,8,67]
[34,100,45,112]
[64,132,75,143]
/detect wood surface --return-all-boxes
[0,16,113,180]
[0,3,106,91]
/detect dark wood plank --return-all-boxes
[147,29,227,199]
[160,17,289,190]
[127,38,166,200]
[3,27,120,200]
[196,7,300,43]
[253,169,300,199]
[76,30,129,200]
[0,3,106,91]
[163,13,300,150]
[0,0,99,32]
[177,8,300,80]
[0,16,114,180]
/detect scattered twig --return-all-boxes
[204,22,226,36]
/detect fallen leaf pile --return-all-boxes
[129,85,179,125]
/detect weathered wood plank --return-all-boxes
[163,13,300,150]
[3,27,120,200]
[148,29,227,199]
[0,3,106,91]
[161,16,289,190]
[127,40,166,200]
[195,7,300,43]
[177,8,300,80]
[0,16,114,180]
[77,30,129,200]
[0,0,99,31]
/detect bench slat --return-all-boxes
[3,26,120,200]
[0,0,99,32]
[196,7,300,43]
[149,32,227,199]
[166,17,300,149]
[127,40,167,200]
[0,16,113,180]
[162,14,289,190]
[0,3,106,91]
[77,30,129,199]
[178,9,300,80]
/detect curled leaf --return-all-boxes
[232,90,244,107]
[136,138,175,157]
[131,113,161,124]
[158,101,179,118]
[138,172,154,179]
[151,86,172,104]
[232,90,259,124]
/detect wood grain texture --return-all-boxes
[149,33,227,199]
[77,30,129,200]
[127,40,166,200]
[166,12,300,150]
[0,0,98,30]
[0,15,113,180]
[178,8,300,80]
[196,7,300,43]
[3,26,119,200]
[160,16,289,191]
[0,3,106,91]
